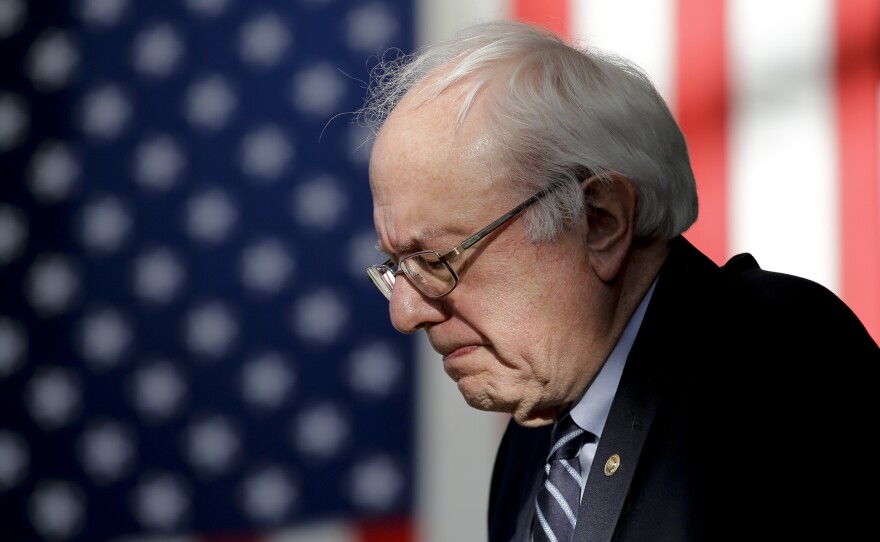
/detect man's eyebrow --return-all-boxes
[374,239,416,257]
[376,225,459,256]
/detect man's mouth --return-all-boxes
[442,345,480,362]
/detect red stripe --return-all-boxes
[357,516,414,542]
[675,0,729,265]
[836,0,880,343]
[514,0,570,41]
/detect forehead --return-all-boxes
[369,86,513,251]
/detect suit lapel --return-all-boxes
[572,351,663,542]
[572,237,713,542]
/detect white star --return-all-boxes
[77,308,132,369]
[292,403,349,459]
[78,421,135,484]
[240,124,294,181]
[349,455,404,511]
[185,0,230,17]
[346,2,398,53]
[78,0,129,27]
[130,473,189,530]
[291,174,348,230]
[0,92,28,150]
[25,254,80,316]
[27,141,81,203]
[240,238,294,293]
[132,247,185,304]
[237,12,291,67]
[134,135,185,190]
[0,0,26,39]
[184,416,240,474]
[185,74,237,130]
[132,23,184,78]
[291,288,349,344]
[0,431,28,490]
[185,188,237,244]
[78,195,131,252]
[240,466,296,523]
[0,204,27,264]
[80,84,131,140]
[184,301,237,359]
[28,481,85,540]
[25,367,81,430]
[240,352,295,409]
[291,63,346,117]
[0,317,26,377]
[26,29,79,91]
[348,341,402,398]
[128,360,186,422]
[348,229,384,278]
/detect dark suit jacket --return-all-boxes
[488,236,880,542]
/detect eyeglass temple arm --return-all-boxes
[441,179,571,261]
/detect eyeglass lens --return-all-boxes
[368,267,395,299]
[405,252,455,296]
[370,252,456,300]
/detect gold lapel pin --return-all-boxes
[604,453,621,476]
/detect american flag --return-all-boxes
[0,0,416,541]
[2,1,878,542]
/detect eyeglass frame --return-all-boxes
[366,179,572,300]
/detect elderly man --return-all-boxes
[361,20,878,542]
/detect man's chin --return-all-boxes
[457,381,508,414]
[513,414,556,428]
[459,390,496,412]
[456,385,554,427]
[512,405,566,427]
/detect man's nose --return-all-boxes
[388,275,447,333]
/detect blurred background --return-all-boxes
[0,1,877,541]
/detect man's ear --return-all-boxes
[582,172,637,282]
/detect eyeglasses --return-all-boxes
[366,180,569,301]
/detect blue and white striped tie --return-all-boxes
[533,415,587,542]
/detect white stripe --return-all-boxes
[572,0,677,108]
[266,521,356,542]
[535,503,560,542]
[416,339,506,542]
[545,480,579,526]
[728,0,839,292]
[416,0,508,46]
[560,458,582,485]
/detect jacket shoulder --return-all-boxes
[719,251,878,355]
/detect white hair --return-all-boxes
[358,20,698,242]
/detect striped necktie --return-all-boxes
[533,414,587,542]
